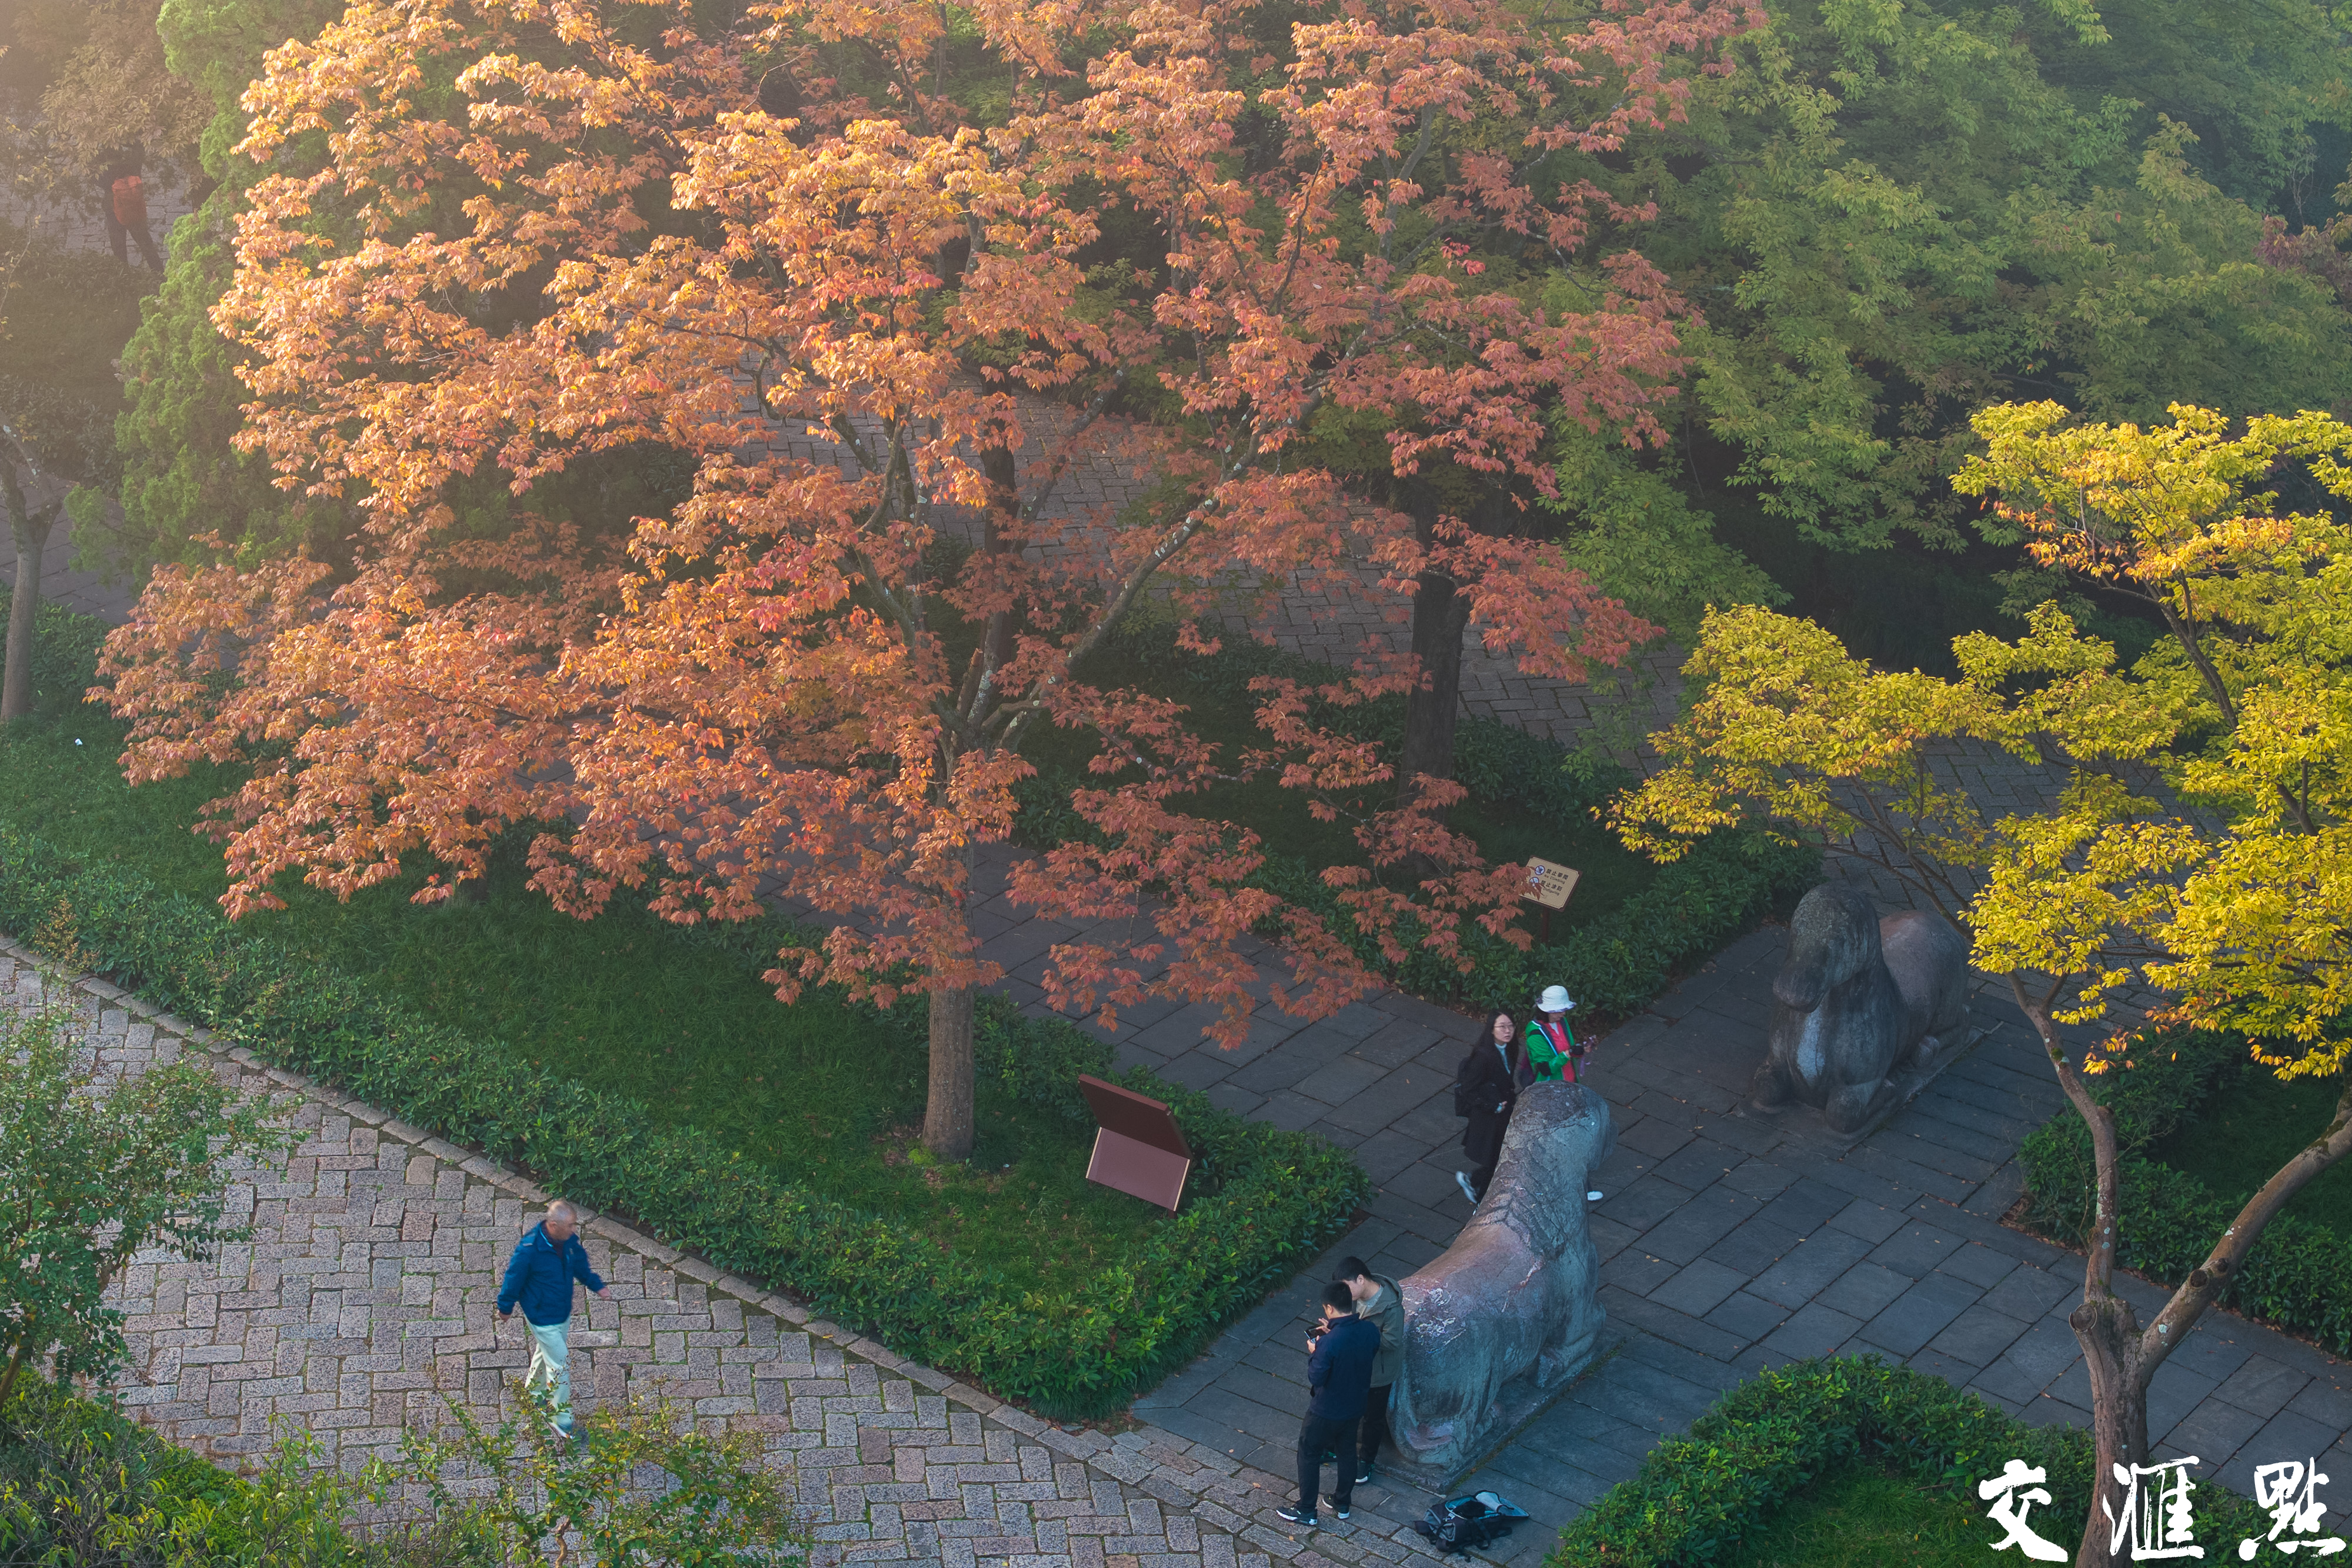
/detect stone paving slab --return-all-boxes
[1136,925,2352,1562]
[16,941,1469,1568]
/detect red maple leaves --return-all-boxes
[98,0,1758,1151]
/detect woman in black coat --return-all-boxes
[1456,1008,1533,1204]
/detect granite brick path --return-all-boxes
[25,938,1468,1568]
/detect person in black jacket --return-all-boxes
[1456,1009,1532,1205]
[1279,1282,1379,1529]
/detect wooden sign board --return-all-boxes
[1524,858,1581,911]
[1077,1074,1193,1212]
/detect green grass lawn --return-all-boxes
[1712,1462,2039,1568]
[5,709,1161,1296]
[2150,1068,2352,1241]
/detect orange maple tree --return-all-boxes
[98,0,1750,1158]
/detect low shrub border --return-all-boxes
[0,823,1367,1420]
[0,1378,253,1552]
[1548,1355,2270,1567]
[2016,1028,2352,1356]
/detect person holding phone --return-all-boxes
[1278,1282,1379,1530]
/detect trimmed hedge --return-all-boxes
[1,1376,239,1521]
[0,823,1367,1420]
[1548,1355,2271,1567]
[2017,1028,2352,1356]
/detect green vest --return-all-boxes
[1525,1018,1575,1081]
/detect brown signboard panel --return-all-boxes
[1078,1074,1193,1211]
[1523,858,1581,911]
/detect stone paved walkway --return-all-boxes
[1133,926,2352,1559]
[0,178,201,263]
[29,938,1469,1568]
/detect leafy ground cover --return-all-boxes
[0,1373,806,1565]
[1707,1462,2014,1568]
[2149,1069,2352,1240]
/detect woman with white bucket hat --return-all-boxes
[1524,985,1585,1083]
[1451,986,1597,1208]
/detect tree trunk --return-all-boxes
[1,504,52,724]
[0,1310,39,1407]
[956,443,1019,726]
[2072,1293,2149,1568]
[2000,977,2352,1567]
[921,983,977,1163]
[1397,501,1469,812]
[1400,568,1470,801]
[980,443,1017,679]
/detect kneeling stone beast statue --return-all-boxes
[1752,884,1973,1135]
[1389,1081,1613,1475]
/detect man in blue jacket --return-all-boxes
[1278,1282,1380,1530]
[496,1201,608,1440]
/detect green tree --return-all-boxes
[1615,402,2352,1568]
[0,229,150,720]
[1559,0,2352,583]
[0,981,296,1405]
[93,0,346,584]
[1544,416,1788,648]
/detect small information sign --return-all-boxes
[1077,1074,1193,1212]
[1524,858,1581,910]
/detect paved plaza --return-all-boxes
[1130,928,2352,1560]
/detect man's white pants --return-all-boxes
[524,1319,574,1433]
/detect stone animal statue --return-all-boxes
[1751,884,1972,1134]
[1389,1081,1613,1475]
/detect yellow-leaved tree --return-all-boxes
[1616,402,2352,1568]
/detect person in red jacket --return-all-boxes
[96,146,161,272]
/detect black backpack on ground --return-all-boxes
[1415,1495,1528,1554]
